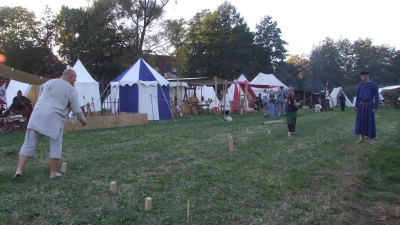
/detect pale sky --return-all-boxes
[3,0,399,56]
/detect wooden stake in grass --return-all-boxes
[187,200,190,221]
[110,181,117,193]
[268,130,271,134]
[246,128,249,133]
[61,162,67,173]
[229,137,234,151]
[40,152,43,163]
[145,197,152,211]
[288,132,291,137]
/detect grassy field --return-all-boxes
[1,107,400,225]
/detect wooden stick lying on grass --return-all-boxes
[261,119,284,125]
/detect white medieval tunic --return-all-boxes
[27,79,85,139]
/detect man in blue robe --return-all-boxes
[354,71,379,143]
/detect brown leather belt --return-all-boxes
[360,102,372,104]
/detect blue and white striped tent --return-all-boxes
[110,58,171,120]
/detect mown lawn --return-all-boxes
[1,108,399,225]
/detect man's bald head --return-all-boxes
[62,69,77,85]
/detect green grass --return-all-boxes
[1,108,400,224]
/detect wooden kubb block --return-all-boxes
[145,197,152,211]
[228,137,234,151]
[110,181,117,193]
[61,163,67,173]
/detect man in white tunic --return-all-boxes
[14,69,87,179]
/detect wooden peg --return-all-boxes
[228,137,234,151]
[145,197,152,211]
[268,130,271,134]
[61,162,67,173]
[187,200,190,220]
[110,181,117,193]
[288,132,291,137]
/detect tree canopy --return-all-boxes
[0,1,399,95]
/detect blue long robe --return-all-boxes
[354,81,379,138]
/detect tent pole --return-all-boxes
[224,79,227,116]
[245,83,248,113]
[214,76,217,104]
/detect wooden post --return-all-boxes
[40,152,43,163]
[110,181,117,193]
[187,200,190,220]
[288,132,291,137]
[145,197,152,211]
[61,162,67,173]
[246,128,249,133]
[228,137,234,151]
[268,130,271,134]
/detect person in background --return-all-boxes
[269,89,276,106]
[264,99,276,117]
[286,87,294,101]
[262,91,269,116]
[338,90,346,112]
[254,93,262,110]
[285,87,295,115]
[276,86,286,117]
[14,69,87,179]
[354,71,379,144]
[8,90,31,115]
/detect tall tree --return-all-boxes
[184,2,256,79]
[309,37,343,89]
[285,54,310,89]
[55,3,125,89]
[254,15,288,74]
[116,0,170,58]
[162,18,188,75]
[0,6,62,76]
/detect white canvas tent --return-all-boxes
[225,74,248,110]
[378,85,400,93]
[193,85,220,109]
[250,73,288,96]
[72,59,101,112]
[169,81,187,105]
[5,80,42,108]
[329,87,354,107]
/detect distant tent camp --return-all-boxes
[72,59,102,112]
[250,73,288,96]
[329,87,354,107]
[110,58,171,121]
